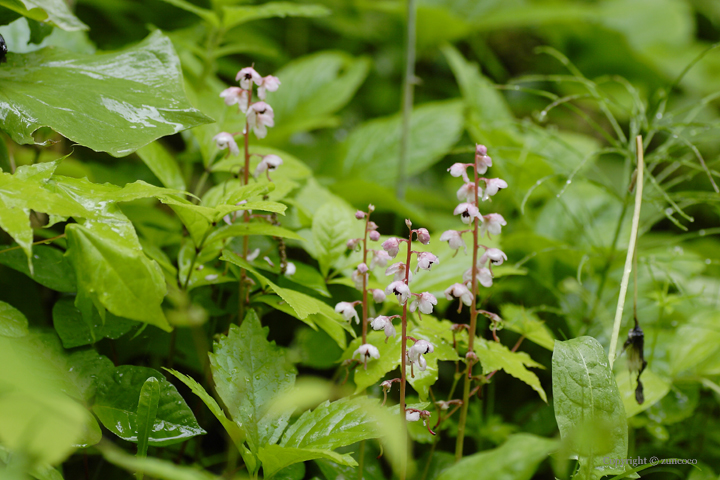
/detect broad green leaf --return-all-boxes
[437,433,557,480]
[268,51,370,137]
[341,100,463,186]
[93,366,205,446]
[136,141,187,191]
[616,369,670,418]
[209,311,296,453]
[52,297,138,348]
[0,335,88,464]
[552,337,628,480]
[0,31,212,156]
[475,338,547,402]
[0,244,76,292]
[206,223,302,245]
[0,0,87,30]
[500,305,555,351]
[136,377,160,464]
[312,201,354,277]
[159,0,219,25]
[0,300,28,337]
[65,222,170,331]
[342,331,401,393]
[258,445,356,479]
[407,317,460,400]
[99,442,221,480]
[65,349,115,403]
[669,311,720,375]
[0,445,64,480]
[223,2,330,30]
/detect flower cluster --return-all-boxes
[213,66,283,179]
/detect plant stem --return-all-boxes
[0,233,66,255]
[455,160,481,461]
[238,90,252,324]
[362,212,371,344]
[399,223,413,480]
[396,0,416,200]
[608,136,645,368]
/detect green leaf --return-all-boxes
[136,141,187,191]
[0,300,28,338]
[437,433,557,480]
[0,244,76,292]
[616,369,670,418]
[552,337,628,480]
[669,311,720,375]
[258,445,356,479]
[407,317,460,400]
[52,297,138,348]
[65,349,115,403]
[0,445,64,480]
[475,338,547,402]
[65,222,171,332]
[312,201,354,277]
[206,223,303,245]
[222,2,330,30]
[93,365,205,446]
[136,377,160,464]
[209,311,296,453]
[0,31,212,156]
[0,0,88,30]
[500,305,555,351]
[341,100,464,186]
[99,442,221,480]
[159,0,219,25]
[268,51,370,137]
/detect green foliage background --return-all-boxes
[1,0,719,479]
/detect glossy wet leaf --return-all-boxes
[93,365,205,446]
[209,311,296,453]
[437,433,557,480]
[136,377,160,463]
[65,349,115,403]
[0,31,212,156]
[0,0,87,31]
[0,244,76,292]
[0,299,29,337]
[475,337,547,402]
[52,297,138,348]
[552,337,628,480]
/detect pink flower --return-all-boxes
[476,154,492,175]
[416,228,430,245]
[406,410,421,422]
[372,289,386,303]
[382,238,401,258]
[483,178,508,200]
[354,343,380,368]
[370,250,391,269]
[440,230,466,253]
[409,292,437,315]
[246,102,275,139]
[476,144,487,156]
[385,280,410,304]
[357,263,369,274]
[416,252,439,271]
[220,87,249,112]
[448,163,469,182]
[456,182,477,203]
[480,248,507,266]
[369,231,380,242]
[213,132,239,156]
[351,269,366,290]
[257,75,280,100]
[370,316,396,339]
[464,267,493,288]
[444,283,473,306]
[236,67,262,89]
[453,203,482,225]
[385,262,411,282]
[408,339,434,370]
[335,302,359,324]
[481,214,507,237]
[253,154,283,178]
[355,210,366,219]
[347,238,361,251]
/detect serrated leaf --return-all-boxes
[0,244,76,292]
[407,317,460,400]
[53,297,138,348]
[437,433,557,480]
[500,305,555,351]
[0,31,212,156]
[0,0,87,30]
[258,445,355,479]
[475,338,547,402]
[0,299,28,338]
[136,141,187,191]
[341,100,463,186]
[222,2,330,30]
[552,337,628,480]
[93,366,205,446]
[312,201,354,277]
[209,311,296,453]
[136,377,160,463]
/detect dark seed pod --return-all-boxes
[0,33,7,64]
[623,322,648,404]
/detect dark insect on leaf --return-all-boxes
[0,33,7,64]
[622,321,647,404]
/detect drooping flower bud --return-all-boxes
[382,238,401,258]
[220,87,250,112]
[444,283,473,306]
[335,302,359,324]
[354,343,380,369]
[409,292,437,315]
[369,230,380,241]
[439,230,466,253]
[386,262,412,282]
[480,248,507,266]
[481,214,507,237]
[355,210,366,220]
[448,163,469,182]
[372,289,386,303]
[370,250,391,269]
[236,67,262,89]
[385,280,410,304]
[254,154,283,178]
[453,203,482,225]
[213,132,239,156]
[370,316,396,339]
[483,178,508,200]
[416,228,431,245]
[416,252,439,271]
[257,75,280,100]
[456,182,478,203]
[246,102,275,139]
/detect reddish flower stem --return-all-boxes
[454,156,481,461]
[361,212,371,343]
[399,223,413,480]
[239,89,253,324]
